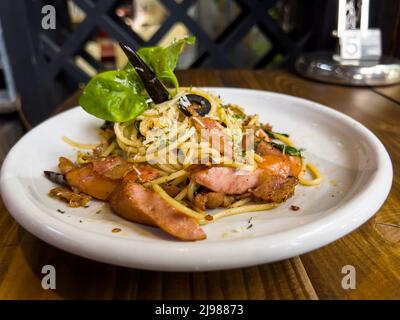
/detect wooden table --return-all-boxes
[0,70,399,300]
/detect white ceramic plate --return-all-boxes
[0,88,393,271]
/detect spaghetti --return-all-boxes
[62,87,322,224]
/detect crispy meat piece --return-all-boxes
[194,192,235,210]
[252,175,298,203]
[193,193,207,211]
[109,180,206,241]
[49,187,92,207]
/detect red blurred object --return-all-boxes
[94,30,115,62]
[101,43,115,61]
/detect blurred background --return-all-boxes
[0,0,399,127]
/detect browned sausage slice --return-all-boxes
[109,180,206,241]
[65,165,120,201]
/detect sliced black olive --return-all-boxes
[119,42,170,104]
[178,94,211,117]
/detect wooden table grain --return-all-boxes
[0,70,399,300]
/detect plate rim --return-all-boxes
[0,87,393,271]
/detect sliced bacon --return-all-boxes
[257,153,292,177]
[191,130,302,198]
[109,180,206,241]
[191,166,260,195]
[256,141,302,177]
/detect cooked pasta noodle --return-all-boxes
[144,169,188,187]
[174,185,189,201]
[299,162,323,186]
[229,197,252,208]
[187,180,199,202]
[200,203,278,224]
[62,136,98,149]
[272,132,295,148]
[153,184,205,220]
[66,87,322,224]
[100,141,116,157]
[273,132,322,187]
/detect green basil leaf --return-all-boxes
[79,70,148,122]
[125,36,195,91]
[80,37,195,122]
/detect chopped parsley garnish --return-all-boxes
[270,142,304,157]
[246,217,254,229]
[96,210,102,214]
[57,209,65,214]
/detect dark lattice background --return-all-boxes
[0,0,399,126]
